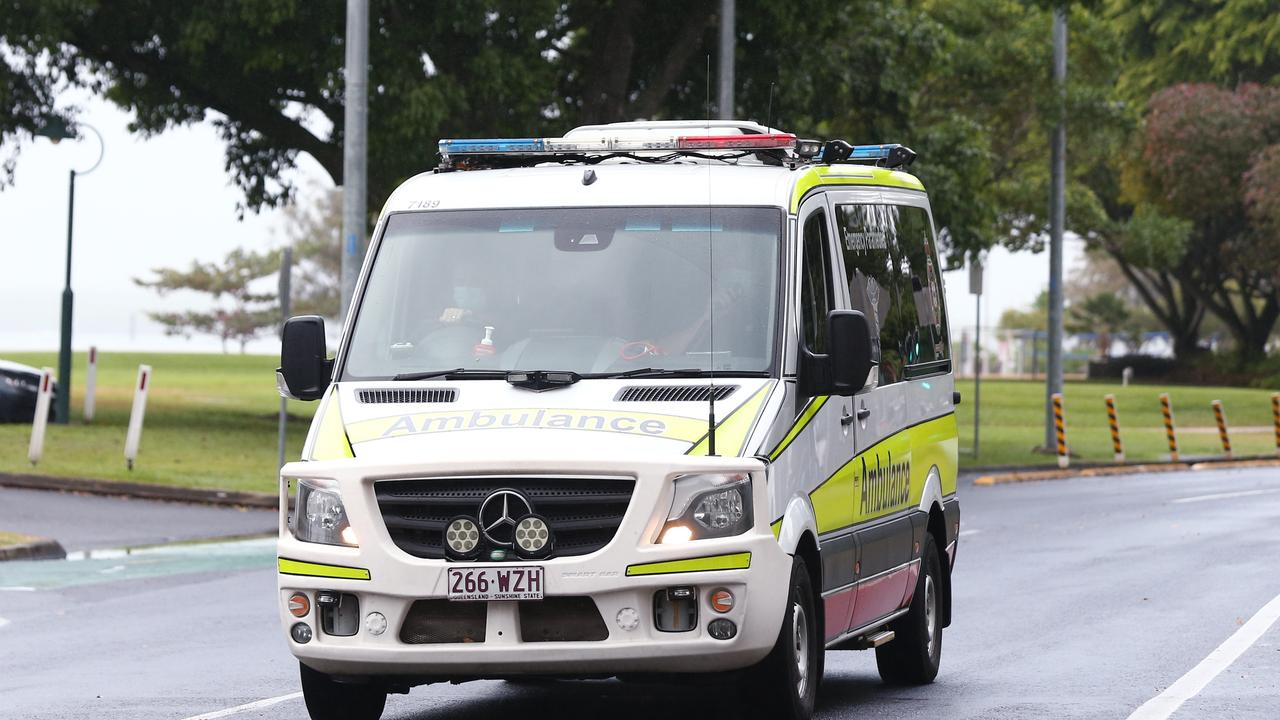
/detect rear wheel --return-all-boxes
[875,532,943,684]
[299,662,386,720]
[748,555,821,720]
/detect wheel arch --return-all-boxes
[926,499,952,628]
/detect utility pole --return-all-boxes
[1044,5,1067,450]
[718,0,735,120]
[340,0,369,321]
[277,247,292,471]
[970,257,984,458]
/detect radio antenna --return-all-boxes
[767,82,776,130]
[706,53,717,456]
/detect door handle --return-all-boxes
[841,410,856,426]
[857,407,871,421]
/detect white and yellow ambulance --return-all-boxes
[276,120,960,720]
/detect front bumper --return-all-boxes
[277,454,790,678]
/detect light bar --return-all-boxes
[849,144,902,160]
[438,133,796,160]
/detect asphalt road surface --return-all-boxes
[1,467,1278,720]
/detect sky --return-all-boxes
[0,93,1083,356]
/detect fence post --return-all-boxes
[1272,393,1280,458]
[1211,400,1232,459]
[84,346,98,422]
[1159,392,1179,462]
[1052,392,1068,468]
[124,364,151,470]
[27,367,55,465]
[1105,394,1124,463]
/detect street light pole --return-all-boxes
[1044,6,1067,449]
[37,120,103,425]
[340,0,369,322]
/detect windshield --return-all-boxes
[342,207,781,379]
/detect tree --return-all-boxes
[1133,83,1280,360]
[0,0,1129,266]
[135,248,282,353]
[279,185,342,319]
[1066,292,1130,358]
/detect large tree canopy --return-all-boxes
[0,0,1129,265]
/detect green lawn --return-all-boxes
[1,352,1275,493]
[0,351,312,494]
[955,378,1279,467]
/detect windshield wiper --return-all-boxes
[392,368,507,381]
[584,368,710,379]
[506,370,580,391]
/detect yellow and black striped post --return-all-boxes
[1105,394,1124,463]
[1272,393,1280,458]
[1052,392,1068,468]
[1159,392,1179,462]
[1211,399,1232,458]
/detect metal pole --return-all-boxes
[340,0,369,321]
[56,169,75,425]
[1044,6,1067,449]
[277,247,293,470]
[717,0,735,120]
[974,293,981,457]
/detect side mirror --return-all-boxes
[827,310,876,395]
[278,315,332,401]
[800,310,877,398]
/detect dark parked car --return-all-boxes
[0,359,57,423]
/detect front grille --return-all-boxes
[400,599,486,644]
[519,597,609,642]
[615,385,737,402]
[358,388,457,404]
[375,476,635,560]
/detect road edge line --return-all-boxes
[178,691,303,720]
[973,457,1280,486]
[1125,591,1280,720]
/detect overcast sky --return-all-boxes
[0,93,1082,356]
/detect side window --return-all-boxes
[836,203,949,385]
[897,207,950,370]
[800,210,833,354]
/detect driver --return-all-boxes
[421,254,502,364]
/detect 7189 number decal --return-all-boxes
[447,566,544,601]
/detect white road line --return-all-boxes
[1126,592,1280,720]
[178,692,302,720]
[958,529,981,537]
[1170,488,1280,504]
[0,616,9,629]
[0,586,36,592]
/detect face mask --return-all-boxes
[453,286,485,308]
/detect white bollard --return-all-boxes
[84,346,98,422]
[124,364,152,470]
[27,367,55,465]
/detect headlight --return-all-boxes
[293,478,358,546]
[660,473,753,543]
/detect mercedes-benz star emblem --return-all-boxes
[478,489,534,546]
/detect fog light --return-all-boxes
[365,612,387,636]
[290,622,313,644]
[708,618,737,640]
[660,524,693,544]
[446,516,481,557]
[709,588,734,613]
[288,592,310,618]
[514,515,551,557]
[616,607,640,632]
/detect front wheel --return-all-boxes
[299,662,386,720]
[875,532,943,684]
[748,555,821,720]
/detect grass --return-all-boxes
[1,352,1275,493]
[0,531,37,546]
[955,378,1279,467]
[0,351,313,494]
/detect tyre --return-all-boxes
[875,532,943,685]
[748,555,821,720]
[299,662,386,720]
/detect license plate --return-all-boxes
[447,566,544,601]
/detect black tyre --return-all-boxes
[748,555,821,720]
[875,532,943,685]
[299,662,386,720]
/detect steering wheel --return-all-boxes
[619,341,665,362]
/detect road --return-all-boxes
[1,467,1278,719]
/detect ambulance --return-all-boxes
[275,120,960,720]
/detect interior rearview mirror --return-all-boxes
[278,315,332,401]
